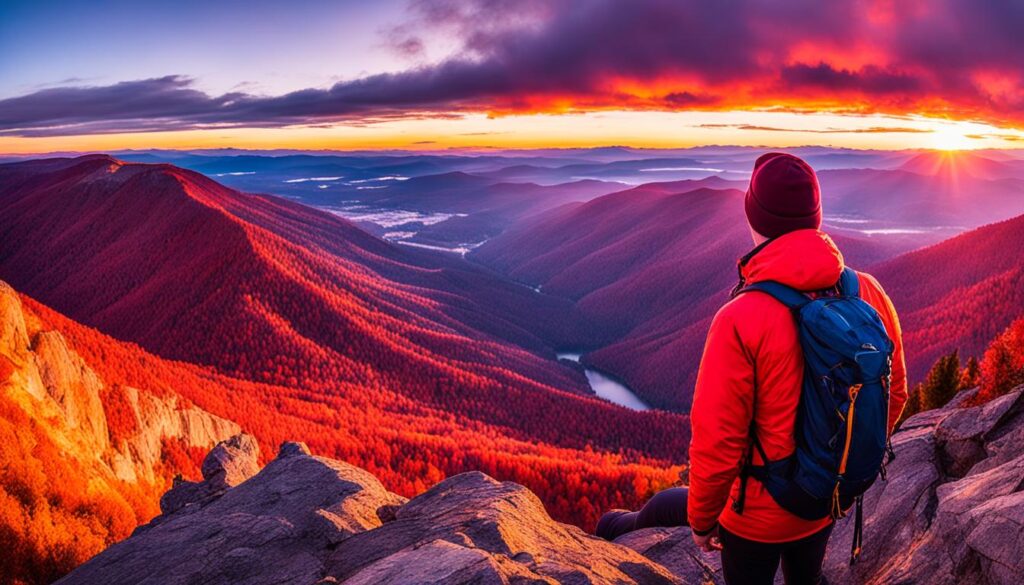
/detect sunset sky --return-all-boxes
[2,0,1023,153]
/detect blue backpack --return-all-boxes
[735,267,894,564]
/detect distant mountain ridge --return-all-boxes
[873,211,1024,381]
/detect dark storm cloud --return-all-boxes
[2,0,1023,136]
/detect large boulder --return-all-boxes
[201,432,261,490]
[934,390,1024,477]
[59,441,408,585]
[825,387,1024,585]
[326,471,679,585]
[161,433,261,515]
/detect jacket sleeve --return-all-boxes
[857,272,908,434]
[687,303,755,533]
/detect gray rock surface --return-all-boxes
[202,432,261,489]
[60,448,678,585]
[59,437,408,585]
[615,527,722,584]
[824,386,1024,585]
[326,471,678,585]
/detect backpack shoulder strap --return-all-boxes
[839,267,860,297]
[740,280,810,309]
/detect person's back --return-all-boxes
[687,153,908,585]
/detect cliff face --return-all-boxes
[104,383,240,484]
[59,385,1024,585]
[0,280,243,581]
[0,280,239,483]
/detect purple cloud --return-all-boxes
[1,0,1023,136]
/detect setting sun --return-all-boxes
[930,127,974,151]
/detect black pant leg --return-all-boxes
[595,510,638,540]
[635,487,689,529]
[719,525,782,585]
[779,523,833,585]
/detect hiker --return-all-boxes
[686,153,909,585]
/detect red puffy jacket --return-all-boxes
[687,229,908,543]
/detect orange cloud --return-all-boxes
[1,0,1022,137]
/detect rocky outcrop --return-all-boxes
[61,437,408,585]
[105,383,240,483]
[60,436,680,585]
[823,386,1024,585]
[1,279,239,485]
[327,471,677,585]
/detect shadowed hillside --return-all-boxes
[472,179,908,410]
[874,213,1024,381]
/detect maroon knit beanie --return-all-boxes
[744,152,822,239]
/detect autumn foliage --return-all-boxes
[978,317,1024,403]
[0,392,166,584]
[0,156,692,582]
[898,315,1022,423]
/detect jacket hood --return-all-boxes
[737,229,845,292]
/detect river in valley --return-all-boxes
[557,353,650,411]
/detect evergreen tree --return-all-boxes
[920,350,961,411]
[897,383,924,427]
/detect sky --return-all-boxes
[2,0,1023,153]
